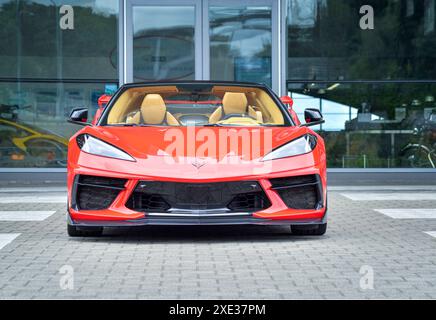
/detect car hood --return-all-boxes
[86,126,311,160]
[77,125,318,179]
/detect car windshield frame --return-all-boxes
[98,82,295,127]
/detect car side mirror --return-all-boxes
[301,108,324,127]
[280,96,293,108]
[68,107,90,126]
[98,94,112,109]
[280,96,302,125]
[92,94,112,125]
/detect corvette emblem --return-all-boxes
[191,158,207,169]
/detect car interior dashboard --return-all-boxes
[104,85,286,127]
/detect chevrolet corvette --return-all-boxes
[67,81,327,236]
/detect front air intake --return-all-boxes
[126,181,271,213]
[270,174,323,210]
[74,175,126,210]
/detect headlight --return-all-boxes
[76,134,135,162]
[262,134,317,161]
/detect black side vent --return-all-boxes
[78,175,126,189]
[227,192,270,212]
[270,174,322,210]
[74,175,126,210]
[127,193,171,212]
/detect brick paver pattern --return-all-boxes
[0,189,435,299]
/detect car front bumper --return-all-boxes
[67,162,328,227]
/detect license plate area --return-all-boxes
[175,184,224,209]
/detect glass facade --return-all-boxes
[0,0,118,167]
[0,0,435,169]
[287,0,436,168]
[209,5,273,86]
[289,82,436,168]
[287,0,436,81]
[132,6,196,81]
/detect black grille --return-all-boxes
[128,194,170,212]
[270,174,322,210]
[74,175,126,210]
[126,181,270,213]
[228,193,268,211]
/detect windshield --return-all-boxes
[102,84,288,127]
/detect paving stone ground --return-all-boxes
[0,187,435,299]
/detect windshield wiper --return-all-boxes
[203,123,223,127]
[107,123,154,127]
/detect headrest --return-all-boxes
[222,92,248,115]
[246,92,257,106]
[140,94,167,125]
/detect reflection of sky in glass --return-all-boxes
[210,7,271,56]
[229,30,270,56]
[287,0,327,28]
[133,7,194,31]
[12,0,119,15]
[290,92,358,131]
[132,6,195,81]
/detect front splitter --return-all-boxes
[68,212,324,227]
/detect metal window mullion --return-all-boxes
[202,0,210,80]
[118,0,125,85]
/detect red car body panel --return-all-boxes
[68,126,326,224]
[67,82,327,227]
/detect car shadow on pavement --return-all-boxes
[70,225,327,243]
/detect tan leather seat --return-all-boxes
[209,92,263,124]
[126,94,179,126]
[246,92,263,122]
[248,106,263,123]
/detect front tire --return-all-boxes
[291,223,327,236]
[67,224,103,237]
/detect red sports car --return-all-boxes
[67,81,327,237]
